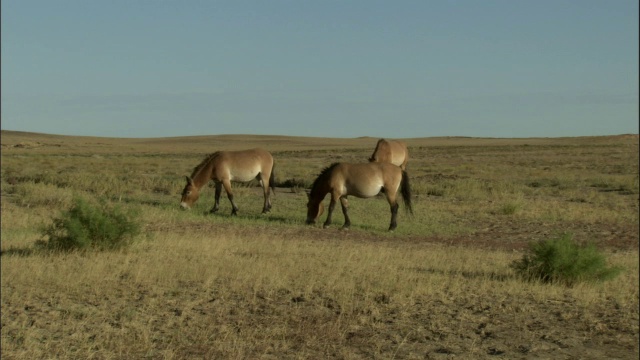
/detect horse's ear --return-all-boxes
[185,176,194,185]
[305,189,311,198]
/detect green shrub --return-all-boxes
[511,233,622,286]
[278,177,309,188]
[40,197,141,252]
[498,202,520,215]
[426,186,445,197]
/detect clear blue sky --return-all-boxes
[2,1,638,138]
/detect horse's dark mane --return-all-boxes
[309,162,340,195]
[190,152,222,178]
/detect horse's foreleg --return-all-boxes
[222,179,239,215]
[340,196,351,230]
[210,182,222,213]
[323,198,337,228]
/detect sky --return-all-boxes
[1,1,638,139]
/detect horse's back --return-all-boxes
[371,139,408,168]
[389,141,408,168]
[343,162,400,176]
[217,148,273,181]
[338,162,403,196]
[371,139,391,161]
[221,148,273,165]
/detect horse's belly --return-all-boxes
[230,168,260,182]
[347,182,383,198]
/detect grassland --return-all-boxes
[1,130,638,359]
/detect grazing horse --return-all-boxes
[306,162,412,231]
[180,148,275,215]
[369,138,409,170]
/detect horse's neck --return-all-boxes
[310,177,331,199]
[192,160,215,189]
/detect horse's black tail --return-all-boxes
[400,170,413,214]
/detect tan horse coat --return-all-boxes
[306,162,412,231]
[369,138,409,170]
[181,148,274,215]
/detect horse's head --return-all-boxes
[180,176,200,209]
[305,192,325,225]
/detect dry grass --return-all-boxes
[1,130,638,359]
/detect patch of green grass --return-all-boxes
[497,202,521,215]
[511,233,623,287]
[39,197,141,252]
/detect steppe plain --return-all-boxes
[1,130,638,359]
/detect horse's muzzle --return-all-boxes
[180,202,190,210]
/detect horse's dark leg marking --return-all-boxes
[221,179,239,215]
[323,198,337,228]
[227,193,239,215]
[389,202,399,231]
[210,182,222,213]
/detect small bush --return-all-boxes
[278,177,310,189]
[426,187,445,197]
[498,202,520,215]
[511,233,622,286]
[40,197,141,252]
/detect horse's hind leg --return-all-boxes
[209,182,223,213]
[340,196,351,230]
[388,202,399,231]
[258,174,272,213]
[386,189,400,231]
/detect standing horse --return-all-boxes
[306,162,412,231]
[180,148,275,215]
[369,138,409,170]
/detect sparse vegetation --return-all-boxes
[38,197,141,252]
[511,233,623,286]
[1,131,638,359]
